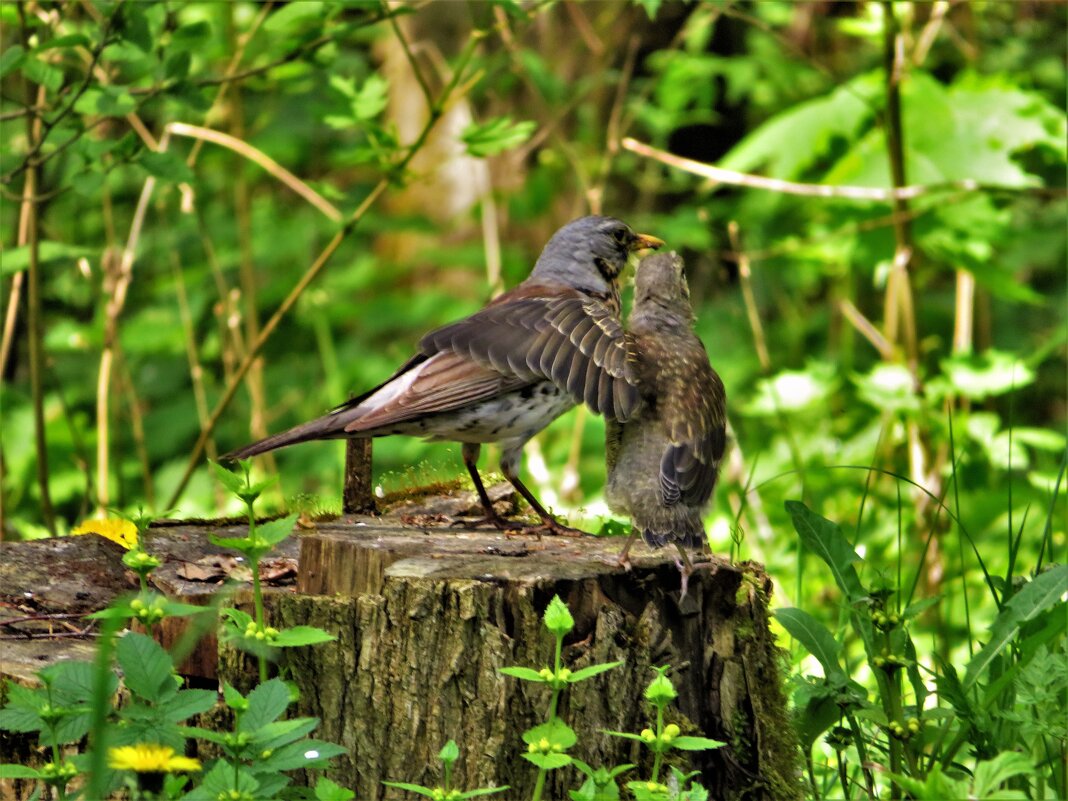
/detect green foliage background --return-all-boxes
[1,1,1065,796]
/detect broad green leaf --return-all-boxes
[2,241,94,276]
[259,737,344,770]
[522,752,572,769]
[352,74,388,120]
[159,688,217,722]
[785,501,866,603]
[240,678,291,732]
[498,666,547,682]
[853,364,921,413]
[942,350,1035,400]
[972,752,1034,796]
[222,682,247,710]
[256,513,298,548]
[73,86,136,117]
[315,776,356,801]
[964,564,1068,688]
[140,150,195,184]
[381,782,437,798]
[0,764,41,779]
[567,662,623,682]
[670,735,725,751]
[461,788,510,799]
[271,626,336,647]
[745,363,837,415]
[0,45,25,78]
[116,632,176,702]
[22,55,64,92]
[774,608,845,680]
[522,719,576,749]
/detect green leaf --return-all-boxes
[774,608,845,681]
[256,514,298,548]
[260,738,345,771]
[635,0,663,20]
[522,752,572,769]
[644,666,677,705]
[315,776,356,801]
[498,666,548,682]
[670,735,726,751]
[522,719,577,750]
[600,730,648,743]
[460,788,510,799]
[22,55,64,92]
[116,632,176,703]
[438,739,459,764]
[461,116,536,157]
[785,501,865,603]
[271,625,336,647]
[543,595,574,636]
[568,662,623,682]
[221,607,253,629]
[140,150,195,184]
[118,2,152,52]
[1,241,94,277]
[159,689,217,722]
[222,682,247,711]
[853,364,921,414]
[352,74,389,120]
[380,782,437,797]
[941,350,1036,400]
[964,564,1068,689]
[240,678,291,731]
[0,45,25,78]
[972,751,1034,796]
[0,764,42,779]
[170,21,211,51]
[73,86,136,117]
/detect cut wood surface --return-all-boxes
[0,483,799,801]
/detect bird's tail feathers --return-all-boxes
[222,413,355,461]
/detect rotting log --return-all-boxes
[0,484,799,801]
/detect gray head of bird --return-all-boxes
[531,215,664,293]
[633,251,695,323]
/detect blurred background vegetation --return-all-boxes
[1,0,1065,795]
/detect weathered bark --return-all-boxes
[1,485,799,801]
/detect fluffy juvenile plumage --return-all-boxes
[225,215,663,534]
[605,252,727,566]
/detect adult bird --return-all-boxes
[224,216,663,535]
[605,252,727,590]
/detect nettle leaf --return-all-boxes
[213,461,247,495]
[74,86,137,117]
[522,719,577,750]
[315,776,356,801]
[256,513,298,548]
[159,689,217,722]
[116,632,177,703]
[240,678,292,732]
[568,662,623,682]
[352,74,389,120]
[0,44,25,78]
[0,764,41,779]
[381,782,437,798]
[22,55,64,92]
[140,150,195,184]
[263,739,347,772]
[852,363,921,414]
[438,739,459,764]
[461,116,536,158]
[460,787,510,799]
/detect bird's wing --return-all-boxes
[419,284,641,421]
[343,351,528,433]
[605,417,623,475]
[657,349,728,508]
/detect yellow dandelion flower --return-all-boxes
[71,518,138,550]
[107,744,201,773]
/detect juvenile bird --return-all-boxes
[605,252,727,589]
[225,216,663,535]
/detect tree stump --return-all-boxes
[0,484,799,801]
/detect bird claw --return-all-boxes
[451,515,525,532]
[527,519,586,538]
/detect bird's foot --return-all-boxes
[673,555,694,600]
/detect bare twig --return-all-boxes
[621,138,1061,201]
[166,123,342,221]
[913,0,953,66]
[840,299,894,360]
[729,222,771,372]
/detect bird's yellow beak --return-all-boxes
[631,233,665,251]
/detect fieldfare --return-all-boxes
[605,252,727,587]
[225,215,663,535]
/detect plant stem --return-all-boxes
[530,768,547,801]
[246,500,268,683]
[650,705,664,783]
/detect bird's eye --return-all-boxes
[611,228,628,243]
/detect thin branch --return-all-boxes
[913,0,953,66]
[728,222,771,372]
[166,122,342,221]
[839,299,894,360]
[621,137,1063,201]
[383,0,434,107]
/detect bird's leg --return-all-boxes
[500,461,585,537]
[616,529,640,570]
[454,443,523,531]
[674,544,695,600]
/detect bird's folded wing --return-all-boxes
[658,423,727,507]
[419,290,641,421]
[343,351,528,432]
